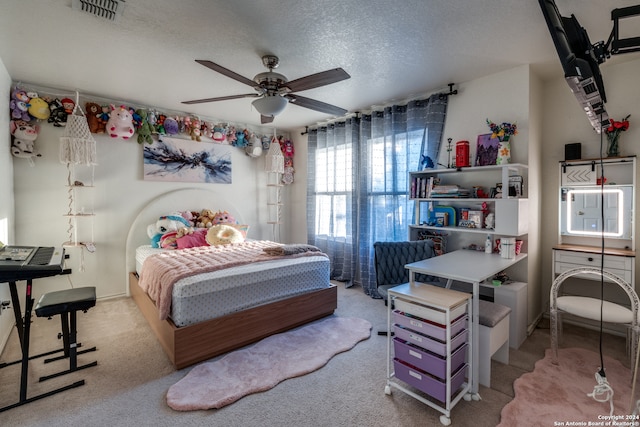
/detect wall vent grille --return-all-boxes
[72,0,125,21]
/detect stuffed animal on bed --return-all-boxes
[147,214,192,248]
[211,210,236,226]
[196,209,216,228]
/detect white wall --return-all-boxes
[540,57,640,311]
[12,116,280,302]
[0,57,15,349]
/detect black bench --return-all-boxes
[35,287,98,382]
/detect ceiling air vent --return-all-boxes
[72,0,125,21]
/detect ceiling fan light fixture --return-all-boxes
[252,95,288,117]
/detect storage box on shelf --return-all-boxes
[385,283,472,426]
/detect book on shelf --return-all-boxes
[411,176,436,198]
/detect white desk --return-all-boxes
[405,249,527,394]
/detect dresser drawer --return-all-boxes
[394,298,467,325]
[393,324,468,357]
[554,250,633,283]
[393,358,467,403]
[393,310,467,341]
[393,338,467,380]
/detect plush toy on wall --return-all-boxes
[97,105,110,132]
[245,133,262,158]
[225,126,236,144]
[146,110,158,134]
[106,104,135,139]
[147,214,192,248]
[85,102,103,133]
[136,109,153,144]
[155,114,167,135]
[234,129,248,147]
[61,98,75,114]
[188,117,202,141]
[27,94,50,121]
[130,108,142,129]
[10,120,41,165]
[47,98,68,127]
[164,116,179,135]
[10,89,31,121]
[202,121,213,140]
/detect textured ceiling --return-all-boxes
[1,0,639,130]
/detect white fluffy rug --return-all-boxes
[166,316,372,411]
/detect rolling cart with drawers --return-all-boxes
[385,283,473,426]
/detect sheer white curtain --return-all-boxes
[307,95,448,296]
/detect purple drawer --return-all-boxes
[393,358,468,403]
[393,310,467,341]
[393,324,468,357]
[393,338,467,380]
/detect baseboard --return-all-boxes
[527,312,544,336]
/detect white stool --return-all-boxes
[478,300,511,388]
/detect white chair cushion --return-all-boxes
[557,296,633,324]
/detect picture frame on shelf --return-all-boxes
[475,133,500,166]
[509,175,524,197]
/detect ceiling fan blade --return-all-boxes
[182,93,259,105]
[261,115,275,124]
[195,60,258,87]
[285,68,350,93]
[285,94,347,116]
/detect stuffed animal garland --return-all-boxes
[8,86,290,157]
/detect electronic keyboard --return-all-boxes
[0,246,67,282]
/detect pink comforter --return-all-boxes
[138,240,327,321]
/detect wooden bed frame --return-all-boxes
[130,273,336,369]
[125,188,338,369]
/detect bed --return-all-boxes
[125,188,337,369]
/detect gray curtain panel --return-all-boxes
[307,94,448,296]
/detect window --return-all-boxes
[314,141,353,239]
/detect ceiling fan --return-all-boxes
[182,55,350,124]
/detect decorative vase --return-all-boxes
[496,137,511,165]
[607,134,620,157]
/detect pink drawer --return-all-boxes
[393,338,467,380]
[393,310,467,341]
[393,324,468,356]
[394,358,468,402]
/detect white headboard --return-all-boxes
[124,188,243,295]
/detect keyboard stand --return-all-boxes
[0,270,81,413]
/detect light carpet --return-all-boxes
[167,316,371,411]
[498,347,634,426]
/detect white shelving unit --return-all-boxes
[408,163,530,350]
[266,172,283,242]
[409,163,529,240]
[63,164,95,250]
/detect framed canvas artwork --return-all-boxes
[143,137,232,183]
[475,133,500,166]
